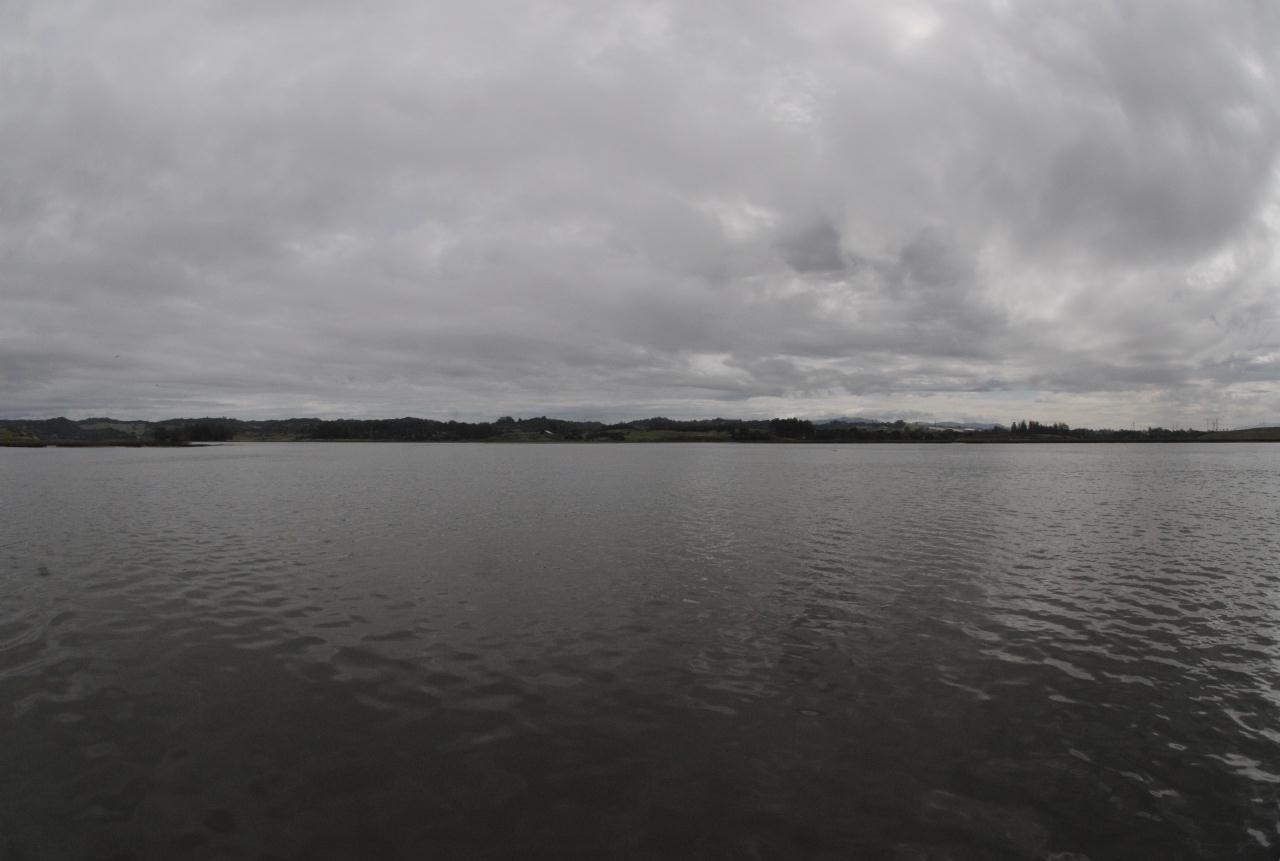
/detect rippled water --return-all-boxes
[2,442,1278,859]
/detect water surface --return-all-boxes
[2,443,1278,859]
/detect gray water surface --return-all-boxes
[2,443,1278,859]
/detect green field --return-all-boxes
[1199,427,1280,441]
[621,429,732,442]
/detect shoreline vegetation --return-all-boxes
[2,416,1279,447]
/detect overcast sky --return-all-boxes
[3,1,1279,427]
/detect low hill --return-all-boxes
[1199,426,1280,442]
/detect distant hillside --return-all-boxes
[4,415,1279,445]
[1199,426,1280,442]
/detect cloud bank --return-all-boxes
[3,0,1279,427]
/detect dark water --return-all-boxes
[1,443,1278,860]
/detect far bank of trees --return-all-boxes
[0,415,1243,445]
[152,421,235,443]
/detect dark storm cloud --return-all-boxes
[2,1,1279,427]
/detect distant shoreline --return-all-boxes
[4,437,1278,448]
[3,416,1278,446]
[0,440,206,448]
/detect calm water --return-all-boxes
[1,443,1278,860]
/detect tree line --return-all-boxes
[0,415,1226,444]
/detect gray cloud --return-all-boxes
[778,219,847,276]
[2,1,1279,428]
